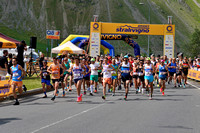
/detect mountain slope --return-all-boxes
[0,0,199,56]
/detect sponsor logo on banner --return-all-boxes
[116,25,149,34]
[166,26,173,33]
[101,34,122,40]
[165,47,172,49]
[92,23,100,31]
[46,30,60,39]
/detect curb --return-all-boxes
[0,87,54,102]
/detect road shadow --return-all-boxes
[159,125,193,130]
[0,118,22,125]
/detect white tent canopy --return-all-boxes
[51,41,85,54]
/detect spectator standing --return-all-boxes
[39,53,44,70]
[17,40,27,68]
[7,53,13,74]
[0,50,8,70]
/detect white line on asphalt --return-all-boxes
[188,82,200,90]
[30,103,105,133]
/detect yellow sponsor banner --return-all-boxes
[90,22,101,57]
[101,22,175,35]
[0,80,12,97]
[188,69,200,81]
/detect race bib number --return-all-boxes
[43,72,47,77]
[138,72,143,76]
[133,72,138,75]
[74,73,81,78]
[145,72,151,76]
[122,70,129,73]
[160,72,165,75]
[13,73,19,77]
[53,71,59,77]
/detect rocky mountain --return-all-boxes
[0,0,200,56]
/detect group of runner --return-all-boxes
[9,53,191,105]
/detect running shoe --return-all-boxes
[84,91,86,95]
[138,87,141,93]
[118,85,122,90]
[23,85,27,92]
[157,84,160,87]
[43,95,47,98]
[90,93,93,96]
[112,93,115,96]
[162,91,165,96]
[160,88,163,92]
[108,89,110,93]
[94,89,97,93]
[178,84,180,87]
[80,94,82,101]
[102,95,106,100]
[124,96,127,100]
[110,88,113,92]
[65,87,68,91]
[136,89,138,94]
[55,90,59,96]
[13,101,20,105]
[69,88,72,91]
[62,91,66,97]
[174,85,177,88]
[183,84,186,88]
[168,81,170,84]
[77,94,82,102]
[149,94,152,100]
[142,88,145,94]
[51,96,55,101]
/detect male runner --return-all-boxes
[48,57,64,101]
[9,58,25,105]
[102,58,114,100]
[119,55,132,100]
[88,58,99,95]
[40,60,51,98]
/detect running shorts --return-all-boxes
[144,75,154,83]
[52,79,60,84]
[11,81,23,87]
[138,76,144,82]
[121,75,131,82]
[98,72,103,77]
[74,78,82,84]
[103,78,112,85]
[90,75,98,82]
[41,79,51,86]
[112,76,117,80]
[169,72,176,77]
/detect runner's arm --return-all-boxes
[47,65,52,74]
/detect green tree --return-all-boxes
[186,29,200,57]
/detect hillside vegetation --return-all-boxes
[0,0,200,56]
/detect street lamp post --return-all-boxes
[139,0,150,57]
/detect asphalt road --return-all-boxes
[0,79,200,133]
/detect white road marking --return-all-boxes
[30,103,105,133]
[188,82,200,90]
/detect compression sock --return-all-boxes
[44,91,47,96]
[90,85,93,93]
